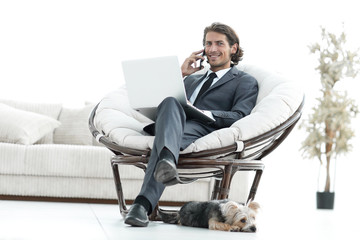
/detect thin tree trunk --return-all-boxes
[325,121,334,192]
[325,153,331,192]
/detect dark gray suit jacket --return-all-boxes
[184,66,258,129]
[139,66,259,208]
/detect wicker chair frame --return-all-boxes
[89,97,304,220]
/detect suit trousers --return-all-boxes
[138,97,217,211]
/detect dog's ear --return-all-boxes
[221,201,240,225]
[248,202,260,212]
[222,201,239,214]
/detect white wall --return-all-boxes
[1,0,360,209]
[1,0,359,105]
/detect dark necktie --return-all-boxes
[194,72,217,105]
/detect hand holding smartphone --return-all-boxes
[181,49,206,77]
[199,49,206,69]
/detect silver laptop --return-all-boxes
[122,56,215,123]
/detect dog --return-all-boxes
[161,199,259,232]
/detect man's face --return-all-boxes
[204,31,237,72]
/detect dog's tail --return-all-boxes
[159,211,180,224]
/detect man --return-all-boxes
[124,23,259,227]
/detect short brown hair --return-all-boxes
[203,22,243,65]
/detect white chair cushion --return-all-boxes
[95,64,303,154]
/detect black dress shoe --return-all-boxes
[154,158,180,186]
[124,203,149,227]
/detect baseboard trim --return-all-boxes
[0,195,186,206]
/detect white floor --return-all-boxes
[2,129,360,240]
[0,199,358,240]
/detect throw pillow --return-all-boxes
[53,104,95,145]
[0,99,63,144]
[0,103,61,145]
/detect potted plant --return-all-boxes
[300,26,359,209]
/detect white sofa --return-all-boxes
[0,99,117,201]
[0,98,250,203]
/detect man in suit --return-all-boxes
[124,22,259,227]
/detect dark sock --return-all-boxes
[159,147,175,162]
[134,195,152,215]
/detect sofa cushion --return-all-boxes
[54,104,96,145]
[0,99,62,119]
[0,103,61,145]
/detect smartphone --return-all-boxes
[199,49,206,68]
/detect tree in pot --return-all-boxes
[300,26,359,209]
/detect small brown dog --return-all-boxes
[161,199,260,232]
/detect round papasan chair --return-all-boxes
[89,63,304,220]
